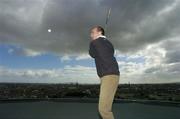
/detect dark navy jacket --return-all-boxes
[89,37,120,78]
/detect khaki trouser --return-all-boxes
[98,74,120,119]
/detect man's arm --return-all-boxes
[89,42,96,58]
[92,39,112,59]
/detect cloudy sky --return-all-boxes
[0,0,180,84]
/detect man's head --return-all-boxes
[90,26,105,40]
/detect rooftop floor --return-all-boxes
[0,99,180,119]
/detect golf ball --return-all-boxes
[48,29,51,32]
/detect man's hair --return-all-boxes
[92,26,105,35]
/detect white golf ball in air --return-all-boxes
[48,29,51,32]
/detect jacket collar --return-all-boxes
[91,35,107,43]
[98,35,106,38]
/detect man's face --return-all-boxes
[90,28,101,40]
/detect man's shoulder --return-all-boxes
[95,37,108,44]
[90,37,109,46]
[98,37,113,46]
[98,37,107,41]
[90,38,101,45]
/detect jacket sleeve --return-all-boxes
[92,40,112,59]
[89,42,96,58]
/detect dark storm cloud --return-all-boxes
[104,0,180,52]
[144,38,180,78]
[0,0,180,55]
[161,39,180,64]
[165,51,180,64]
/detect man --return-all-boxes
[89,25,120,119]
